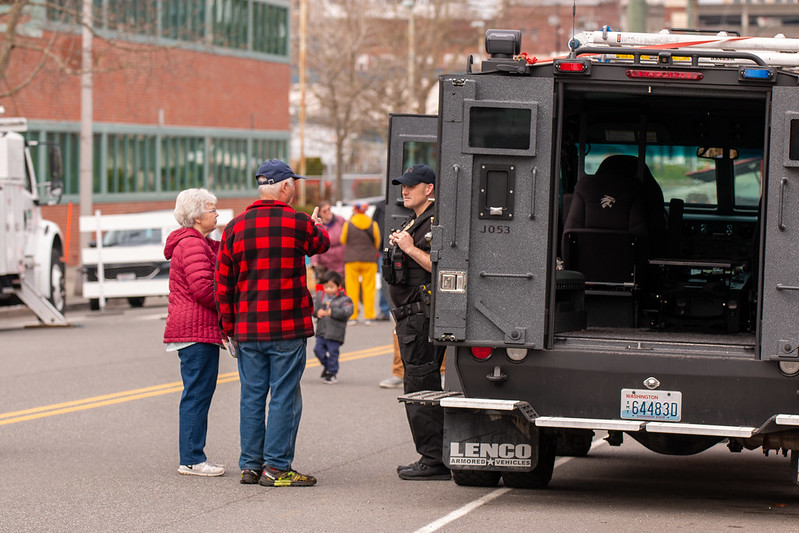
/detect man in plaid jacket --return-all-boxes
[216,159,329,487]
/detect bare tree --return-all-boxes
[0,0,191,100]
[303,0,379,201]
[298,0,486,201]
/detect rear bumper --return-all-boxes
[452,346,799,431]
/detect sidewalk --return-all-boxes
[0,266,145,320]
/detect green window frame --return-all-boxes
[28,124,288,200]
[45,0,289,58]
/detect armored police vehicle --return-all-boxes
[389,28,799,489]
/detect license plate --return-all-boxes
[117,272,136,281]
[620,389,682,422]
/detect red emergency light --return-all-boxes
[626,69,704,80]
[553,59,591,74]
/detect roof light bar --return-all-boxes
[626,69,703,80]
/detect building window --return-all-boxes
[45,0,289,58]
[161,0,207,41]
[29,126,288,198]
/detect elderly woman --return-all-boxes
[163,188,225,476]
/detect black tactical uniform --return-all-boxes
[387,203,447,470]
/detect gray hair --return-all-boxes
[174,188,217,227]
[258,178,292,199]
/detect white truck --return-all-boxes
[0,116,67,325]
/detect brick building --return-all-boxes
[2,1,292,266]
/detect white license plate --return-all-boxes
[620,389,682,422]
[117,272,136,281]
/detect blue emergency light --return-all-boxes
[739,67,775,82]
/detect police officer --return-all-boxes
[385,164,449,481]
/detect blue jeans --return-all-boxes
[237,338,307,471]
[178,343,220,465]
[314,336,341,375]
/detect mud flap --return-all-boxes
[399,392,540,472]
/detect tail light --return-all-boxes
[471,347,493,360]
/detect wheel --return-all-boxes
[452,469,501,487]
[127,296,146,308]
[48,245,66,314]
[555,429,594,457]
[89,299,100,311]
[502,434,556,489]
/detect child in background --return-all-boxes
[312,270,354,384]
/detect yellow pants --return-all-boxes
[345,261,377,321]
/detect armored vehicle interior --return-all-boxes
[554,89,764,350]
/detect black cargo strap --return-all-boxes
[391,300,427,321]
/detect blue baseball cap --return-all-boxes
[255,160,306,185]
[392,164,436,186]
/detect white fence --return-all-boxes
[79,209,233,306]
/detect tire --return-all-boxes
[452,469,502,487]
[89,299,100,311]
[127,296,146,308]
[502,434,556,489]
[555,429,594,457]
[48,245,66,315]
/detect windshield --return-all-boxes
[102,228,162,247]
[585,144,761,210]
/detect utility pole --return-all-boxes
[628,0,647,33]
[403,0,415,112]
[79,0,93,250]
[298,0,307,205]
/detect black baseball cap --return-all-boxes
[392,164,436,186]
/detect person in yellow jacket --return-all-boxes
[341,202,380,324]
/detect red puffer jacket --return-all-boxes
[163,227,222,344]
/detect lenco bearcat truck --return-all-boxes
[388,28,799,489]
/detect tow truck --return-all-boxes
[0,116,66,325]
[388,28,799,489]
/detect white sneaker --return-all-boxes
[178,461,225,476]
[379,376,403,389]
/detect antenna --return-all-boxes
[570,0,577,53]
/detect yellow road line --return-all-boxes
[0,344,393,426]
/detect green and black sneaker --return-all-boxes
[258,466,317,487]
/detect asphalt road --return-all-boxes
[2,301,799,532]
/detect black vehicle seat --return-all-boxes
[562,158,649,285]
[591,155,668,254]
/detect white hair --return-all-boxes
[173,188,217,227]
[258,178,292,200]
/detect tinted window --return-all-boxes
[469,107,531,150]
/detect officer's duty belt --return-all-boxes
[391,301,426,321]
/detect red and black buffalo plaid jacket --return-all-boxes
[216,199,330,342]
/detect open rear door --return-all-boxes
[383,114,438,312]
[385,114,438,237]
[430,75,555,349]
[761,87,799,360]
